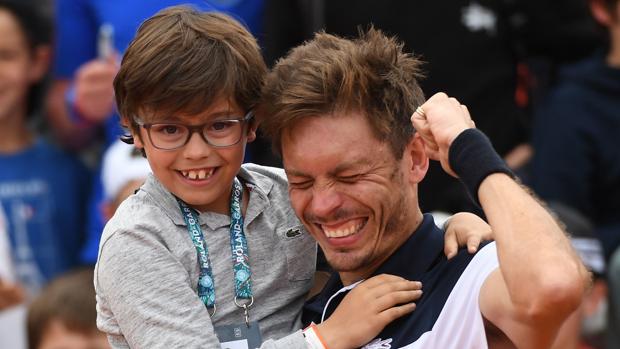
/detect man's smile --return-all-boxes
[320,218,366,238]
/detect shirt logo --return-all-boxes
[362,338,392,349]
[285,228,302,238]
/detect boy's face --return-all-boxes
[132,97,256,214]
[0,9,47,121]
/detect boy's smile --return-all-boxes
[179,167,216,181]
[133,97,256,214]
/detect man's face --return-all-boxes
[281,111,424,283]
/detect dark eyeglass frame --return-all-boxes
[134,111,254,151]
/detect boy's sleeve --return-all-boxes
[96,225,222,348]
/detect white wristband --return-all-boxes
[303,323,328,349]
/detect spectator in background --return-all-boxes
[0,0,89,299]
[549,202,607,349]
[46,0,267,265]
[262,0,604,215]
[0,205,27,349]
[100,140,151,221]
[27,268,110,349]
[531,0,620,264]
[77,139,151,262]
[529,1,620,346]
[0,2,90,348]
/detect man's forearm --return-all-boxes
[478,172,589,320]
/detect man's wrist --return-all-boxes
[448,128,515,206]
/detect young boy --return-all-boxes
[96,5,491,349]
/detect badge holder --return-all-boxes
[215,297,261,349]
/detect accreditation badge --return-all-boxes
[215,321,262,349]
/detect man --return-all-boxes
[258,28,589,348]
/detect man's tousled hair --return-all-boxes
[258,27,425,158]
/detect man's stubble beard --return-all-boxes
[327,169,413,273]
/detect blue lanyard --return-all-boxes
[178,177,253,317]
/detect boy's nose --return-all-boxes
[183,132,213,159]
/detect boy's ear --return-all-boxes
[121,117,145,148]
[132,131,145,148]
[246,120,259,143]
[29,45,51,83]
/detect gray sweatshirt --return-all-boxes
[95,165,316,348]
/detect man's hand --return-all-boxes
[0,279,25,311]
[444,212,492,259]
[411,92,475,177]
[316,275,422,349]
[74,54,118,123]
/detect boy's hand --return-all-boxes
[316,274,422,349]
[444,212,492,259]
[0,279,25,311]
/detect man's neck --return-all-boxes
[339,209,424,286]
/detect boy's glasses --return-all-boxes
[135,111,254,150]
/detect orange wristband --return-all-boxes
[302,322,330,349]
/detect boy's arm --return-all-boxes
[412,93,589,348]
[96,226,221,349]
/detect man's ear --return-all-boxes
[404,133,429,184]
[28,45,51,83]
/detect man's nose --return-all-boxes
[309,185,343,219]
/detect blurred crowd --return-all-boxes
[0,0,617,348]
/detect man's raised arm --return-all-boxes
[412,92,590,348]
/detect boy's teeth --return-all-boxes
[182,168,214,180]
